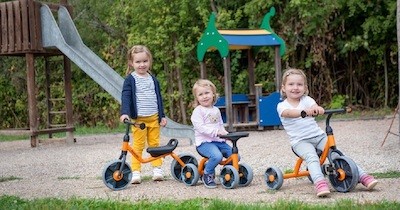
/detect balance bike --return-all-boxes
[102,119,199,190]
[181,132,253,189]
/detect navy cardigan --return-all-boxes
[120,74,165,123]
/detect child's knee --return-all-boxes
[304,153,320,164]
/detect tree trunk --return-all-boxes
[384,49,388,107]
[165,63,174,118]
[397,0,400,138]
[173,37,187,124]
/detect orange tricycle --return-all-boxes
[264,107,360,193]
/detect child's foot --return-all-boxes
[152,167,164,181]
[360,174,378,190]
[202,173,217,189]
[315,179,330,197]
[131,171,141,184]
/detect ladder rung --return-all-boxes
[49,124,67,127]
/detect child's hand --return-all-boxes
[303,106,325,117]
[120,114,129,122]
[217,129,229,136]
[160,117,167,127]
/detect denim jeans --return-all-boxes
[196,141,233,175]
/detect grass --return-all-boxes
[0,195,399,210]
[0,176,21,183]
[372,171,400,179]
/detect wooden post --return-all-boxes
[26,53,38,147]
[274,46,282,92]
[200,61,206,79]
[44,56,52,138]
[223,56,234,132]
[64,55,75,144]
[255,84,263,130]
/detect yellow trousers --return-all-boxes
[131,114,162,171]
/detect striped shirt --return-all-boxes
[131,72,158,117]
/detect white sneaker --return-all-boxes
[131,171,141,184]
[152,167,164,181]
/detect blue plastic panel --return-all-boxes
[258,92,282,126]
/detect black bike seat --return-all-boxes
[147,139,178,157]
[219,132,249,142]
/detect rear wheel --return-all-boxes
[238,163,253,187]
[170,153,198,182]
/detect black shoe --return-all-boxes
[202,173,217,189]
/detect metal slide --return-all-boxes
[40,5,194,144]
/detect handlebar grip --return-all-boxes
[324,107,351,115]
[301,110,307,118]
[138,123,145,130]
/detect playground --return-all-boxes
[1,0,399,205]
[1,117,399,203]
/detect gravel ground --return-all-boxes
[1,117,400,204]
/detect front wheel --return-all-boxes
[328,156,359,192]
[170,153,198,182]
[219,165,240,189]
[238,163,253,187]
[102,160,132,191]
[181,163,200,186]
[264,166,284,190]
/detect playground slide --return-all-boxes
[40,5,194,144]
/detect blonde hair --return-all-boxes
[280,68,309,99]
[192,79,218,107]
[125,45,153,76]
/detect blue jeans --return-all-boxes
[196,142,233,175]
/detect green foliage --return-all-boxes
[0,0,398,127]
[328,95,346,109]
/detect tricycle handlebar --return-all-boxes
[123,119,146,130]
[301,107,351,118]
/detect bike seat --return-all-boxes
[147,139,178,157]
[219,132,249,142]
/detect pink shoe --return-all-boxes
[315,179,330,197]
[360,174,378,190]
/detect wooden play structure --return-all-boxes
[0,0,75,147]
[196,7,286,131]
[1,0,197,147]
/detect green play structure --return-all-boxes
[196,7,286,131]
